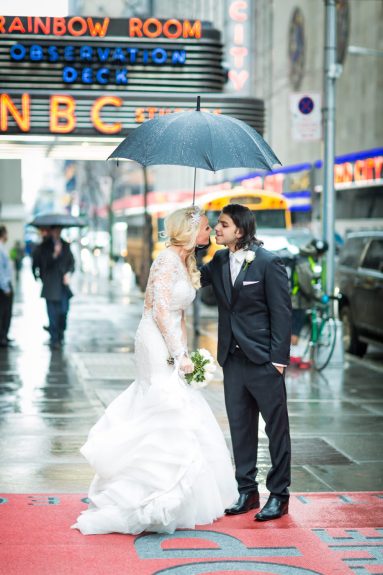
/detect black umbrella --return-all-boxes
[29,213,87,228]
[108,97,281,203]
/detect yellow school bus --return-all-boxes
[200,187,291,261]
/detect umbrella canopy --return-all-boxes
[108,101,280,173]
[29,213,87,228]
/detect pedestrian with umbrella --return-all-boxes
[30,215,81,350]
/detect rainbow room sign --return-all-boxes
[0,15,265,138]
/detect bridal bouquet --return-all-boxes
[184,348,216,389]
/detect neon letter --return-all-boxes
[50,95,76,133]
[0,93,30,132]
[91,96,122,134]
[129,17,143,37]
[183,20,201,39]
[87,17,109,37]
[229,1,248,22]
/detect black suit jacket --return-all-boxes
[200,245,292,367]
[32,238,75,301]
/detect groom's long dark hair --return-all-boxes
[222,204,263,251]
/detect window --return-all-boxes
[361,239,383,272]
[338,237,368,268]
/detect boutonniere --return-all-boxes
[243,250,256,271]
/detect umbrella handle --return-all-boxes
[196,96,200,111]
[193,168,197,205]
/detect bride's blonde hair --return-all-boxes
[165,206,204,289]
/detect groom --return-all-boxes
[200,204,292,521]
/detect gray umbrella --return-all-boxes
[29,213,87,228]
[108,96,281,203]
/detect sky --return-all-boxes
[0,0,68,16]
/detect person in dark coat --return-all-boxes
[0,225,13,347]
[32,226,75,349]
[200,204,292,522]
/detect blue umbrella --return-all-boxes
[108,97,281,203]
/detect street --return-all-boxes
[1,257,382,495]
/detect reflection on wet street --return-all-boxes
[0,257,382,493]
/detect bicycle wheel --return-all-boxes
[312,317,337,371]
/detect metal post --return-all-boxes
[323,0,339,298]
[140,166,153,289]
[99,175,114,281]
[108,200,114,281]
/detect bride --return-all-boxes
[72,206,238,535]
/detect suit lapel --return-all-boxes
[231,245,259,306]
[221,250,232,305]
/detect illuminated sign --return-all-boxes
[0,92,263,137]
[0,16,201,39]
[9,43,187,86]
[0,15,222,91]
[0,15,266,139]
[335,156,383,185]
[227,1,250,93]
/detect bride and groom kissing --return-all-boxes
[73,203,292,535]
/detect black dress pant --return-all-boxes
[223,351,291,500]
[0,289,13,343]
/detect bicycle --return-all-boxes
[301,294,339,371]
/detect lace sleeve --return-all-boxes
[149,252,187,359]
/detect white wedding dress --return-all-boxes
[73,248,238,535]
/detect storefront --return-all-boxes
[235,148,383,233]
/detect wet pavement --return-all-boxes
[1,256,382,494]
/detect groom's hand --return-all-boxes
[272,363,285,375]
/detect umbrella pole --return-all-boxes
[192,167,197,205]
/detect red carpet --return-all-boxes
[0,492,382,575]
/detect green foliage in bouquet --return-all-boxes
[185,349,211,385]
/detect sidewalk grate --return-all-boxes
[70,353,136,380]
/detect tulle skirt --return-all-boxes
[72,352,238,535]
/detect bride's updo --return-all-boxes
[165,206,204,289]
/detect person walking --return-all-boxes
[0,225,13,348]
[200,204,292,522]
[32,226,75,350]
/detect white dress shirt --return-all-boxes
[229,248,286,369]
[229,249,246,285]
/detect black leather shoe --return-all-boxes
[255,496,289,521]
[225,492,260,515]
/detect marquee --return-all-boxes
[0,15,265,140]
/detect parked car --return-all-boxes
[337,230,383,356]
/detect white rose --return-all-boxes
[245,251,256,264]
[204,362,216,374]
[198,348,212,360]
